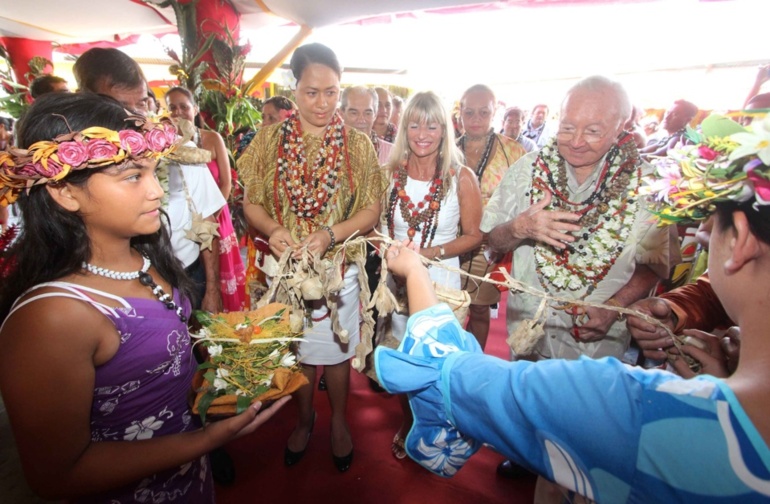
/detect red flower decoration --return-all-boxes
[697,145,719,161]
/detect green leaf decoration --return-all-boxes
[197,390,217,424]
[684,125,703,145]
[203,370,217,384]
[236,394,252,414]
[700,114,746,138]
[194,310,213,325]
[197,361,217,371]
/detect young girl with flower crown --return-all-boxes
[0,93,289,502]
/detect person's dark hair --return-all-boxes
[0,92,194,320]
[72,47,146,93]
[165,86,196,105]
[290,43,341,82]
[147,85,158,109]
[673,99,699,122]
[264,95,296,112]
[0,116,10,129]
[715,200,770,246]
[29,74,68,99]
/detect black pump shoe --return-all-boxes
[332,448,354,473]
[284,412,316,467]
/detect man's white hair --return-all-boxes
[564,75,632,123]
[341,86,378,112]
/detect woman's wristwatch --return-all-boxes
[438,246,446,259]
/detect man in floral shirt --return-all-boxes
[481,75,679,488]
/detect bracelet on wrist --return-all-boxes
[320,225,336,253]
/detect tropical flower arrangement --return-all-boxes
[190,302,307,422]
[642,114,770,225]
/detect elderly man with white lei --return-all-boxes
[482,75,680,495]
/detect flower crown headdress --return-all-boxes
[642,114,770,225]
[0,114,179,207]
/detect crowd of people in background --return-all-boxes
[0,41,769,503]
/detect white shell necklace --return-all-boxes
[83,255,151,280]
[82,254,187,322]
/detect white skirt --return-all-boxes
[296,264,361,366]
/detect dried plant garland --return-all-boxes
[255,233,695,374]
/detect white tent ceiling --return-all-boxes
[1,0,768,110]
[0,0,500,42]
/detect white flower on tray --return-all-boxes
[213,368,230,391]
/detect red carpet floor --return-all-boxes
[215,292,536,503]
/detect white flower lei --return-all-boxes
[530,134,642,295]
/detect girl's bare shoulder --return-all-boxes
[1,286,117,360]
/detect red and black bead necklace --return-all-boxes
[386,157,446,249]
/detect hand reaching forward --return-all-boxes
[511,189,582,249]
[572,305,618,343]
[386,240,422,278]
[669,329,730,379]
[626,297,678,360]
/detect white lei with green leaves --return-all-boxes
[530,134,642,296]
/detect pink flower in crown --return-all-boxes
[697,145,719,161]
[57,140,89,167]
[15,162,41,178]
[163,123,177,144]
[87,139,119,161]
[119,130,147,155]
[36,155,66,179]
[146,128,169,152]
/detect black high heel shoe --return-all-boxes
[332,448,354,473]
[317,374,327,391]
[284,412,316,466]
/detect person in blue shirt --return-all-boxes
[374,115,770,502]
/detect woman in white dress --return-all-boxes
[380,90,482,459]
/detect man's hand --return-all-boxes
[572,305,618,343]
[510,190,582,249]
[626,297,677,360]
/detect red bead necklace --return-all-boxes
[274,111,348,225]
[386,158,446,248]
